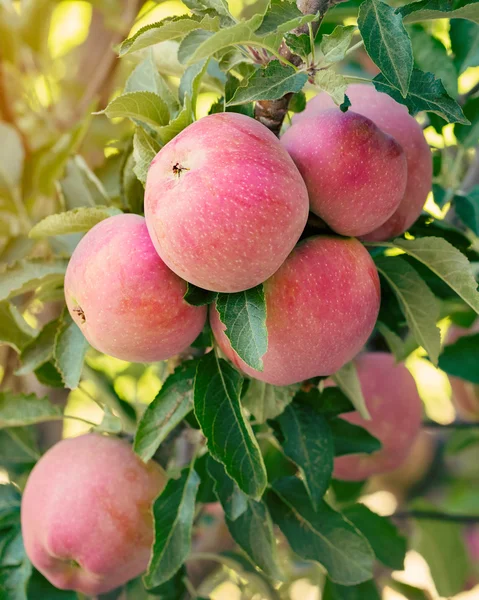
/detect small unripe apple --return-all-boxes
[281,110,407,236]
[21,434,165,595]
[211,236,380,385]
[64,214,207,362]
[334,353,423,481]
[145,112,309,293]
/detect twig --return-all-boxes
[394,510,479,524]
[422,420,479,430]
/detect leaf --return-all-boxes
[314,387,355,418]
[319,25,356,65]
[450,19,479,73]
[455,98,479,148]
[399,0,479,24]
[0,259,68,302]
[29,206,121,239]
[315,69,348,105]
[455,188,479,235]
[242,380,299,423]
[0,484,21,529]
[156,98,195,145]
[119,16,219,56]
[179,58,209,108]
[387,579,434,600]
[438,332,479,383]
[99,92,170,129]
[373,69,469,124]
[134,360,198,462]
[0,528,32,600]
[342,504,407,570]
[332,362,369,419]
[121,151,144,213]
[330,419,381,457]
[0,302,35,353]
[178,14,264,65]
[0,123,24,199]
[323,579,381,600]
[16,319,58,375]
[375,256,441,365]
[391,237,479,314]
[409,25,458,98]
[28,569,78,600]
[284,33,311,57]
[227,61,307,106]
[94,406,122,435]
[275,402,333,509]
[358,0,413,97]
[59,156,108,210]
[215,285,267,371]
[0,428,40,471]
[0,392,61,428]
[256,0,316,36]
[267,477,374,585]
[53,310,89,389]
[133,128,161,185]
[184,283,217,306]
[208,458,282,579]
[194,352,267,499]
[144,463,200,589]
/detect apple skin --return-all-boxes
[211,236,380,386]
[21,434,165,595]
[64,214,207,362]
[281,109,407,237]
[333,353,423,481]
[144,112,309,293]
[293,84,432,241]
[446,321,479,421]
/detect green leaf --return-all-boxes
[391,237,479,314]
[178,14,264,65]
[133,128,161,185]
[319,25,356,65]
[125,51,179,117]
[332,361,370,419]
[94,406,122,435]
[375,256,441,365]
[0,302,35,353]
[0,259,68,302]
[438,332,479,383]
[256,0,316,36]
[53,310,89,389]
[284,33,311,57]
[0,123,24,199]
[0,392,61,428]
[386,580,433,600]
[455,188,479,235]
[323,579,381,600]
[194,352,267,499]
[227,61,307,106]
[144,463,199,589]
[16,319,58,375]
[242,380,299,423]
[358,0,413,97]
[156,98,195,145]
[121,151,145,213]
[134,360,198,462]
[330,419,381,457]
[373,69,469,124]
[275,402,333,509]
[399,0,479,24]
[450,19,479,73]
[0,428,40,471]
[412,508,468,596]
[184,283,217,306]
[409,25,458,98]
[0,528,32,600]
[0,484,21,529]
[342,504,407,570]
[119,16,220,56]
[28,569,78,600]
[208,458,282,579]
[267,477,374,585]
[99,92,170,129]
[455,97,479,147]
[314,387,355,418]
[179,58,210,109]
[215,285,267,371]
[315,69,348,105]
[60,156,109,210]
[29,206,121,239]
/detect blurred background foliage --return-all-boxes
[1,1,479,599]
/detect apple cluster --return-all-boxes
[64,84,431,386]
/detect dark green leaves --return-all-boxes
[323,579,381,600]
[242,380,299,423]
[194,352,267,499]
[373,69,468,124]
[227,61,308,106]
[398,0,479,24]
[330,419,381,457]
[267,477,374,585]
[184,283,217,306]
[216,285,267,371]
[275,402,333,509]
[455,188,479,235]
[134,361,198,462]
[342,504,407,570]
[358,0,413,97]
[450,19,479,73]
[438,333,479,383]
[144,463,200,589]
